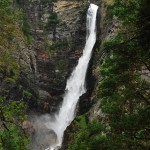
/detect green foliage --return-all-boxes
[0,126,30,150]
[47,41,69,51]
[68,0,150,149]
[45,11,59,31]
[0,97,30,150]
[23,90,32,100]
[0,0,24,49]
[0,0,23,81]
[0,96,26,122]
[98,0,150,149]
[68,119,108,150]
[22,16,32,45]
[112,0,140,24]
[0,0,32,98]
[0,51,20,81]
[0,1,31,149]
[75,115,87,129]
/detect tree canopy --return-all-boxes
[68,0,150,149]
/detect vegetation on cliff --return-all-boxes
[68,0,150,149]
[0,0,31,149]
[0,0,149,149]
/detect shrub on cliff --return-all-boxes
[0,0,31,149]
[0,96,30,150]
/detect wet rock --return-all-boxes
[22,120,35,136]
[31,117,57,150]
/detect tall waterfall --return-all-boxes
[46,4,98,150]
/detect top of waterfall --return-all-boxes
[89,3,99,8]
[87,4,98,19]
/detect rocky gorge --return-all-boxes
[17,0,91,113]
[16,0,117,114]
[0,0,149,149]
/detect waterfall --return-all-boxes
[46,4,98,150]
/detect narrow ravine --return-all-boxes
[45,4,98,150]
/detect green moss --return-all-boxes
[75,115,87,129]
[23,90,32,98]
[4,77,16,83]
[45,11,59,31]
[22,16,33,45]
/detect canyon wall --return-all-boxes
[16,0,90,113]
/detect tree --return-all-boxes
[45,11,59,41]
[68,0,150,149]
[98,0,150,148]
[0,97,30,150]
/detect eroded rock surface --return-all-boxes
[16,0,89,112]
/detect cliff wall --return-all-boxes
[16,0,90,113]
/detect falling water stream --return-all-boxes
[45,4,98,150]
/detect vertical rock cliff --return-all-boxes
[1,0,149,149]
[16,0,91,113]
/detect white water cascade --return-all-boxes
[46,4,98,150]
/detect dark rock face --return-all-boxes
[16,0,89,113]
